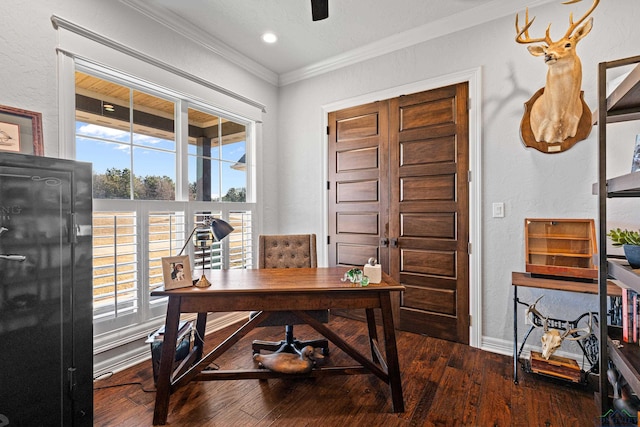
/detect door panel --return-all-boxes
[403,286,456,315]
[336,180,379,202]
[336,243,380,266]
[402,249,456,277]
[401,213,456,239]
[336,113,380,140]
[336,212,379,234]
[400,97,456,130]
[337,147,379,171]
[401,136,456,165]
[401,174,456,201]
[391,83,470,344]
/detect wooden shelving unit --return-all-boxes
[596,55,640,415]
[525,218,598,279]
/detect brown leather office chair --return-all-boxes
[251,234,330,355]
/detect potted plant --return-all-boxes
[608,228,640,269]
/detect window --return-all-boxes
[76,74,178,200]
[75,69,255,334]
[187,107,247,202]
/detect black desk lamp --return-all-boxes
[178,217,234,287]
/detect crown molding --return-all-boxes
[120,0,279,86]
[120,0,555,87]
[279,0,555,86]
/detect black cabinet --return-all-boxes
[0,152,93,426]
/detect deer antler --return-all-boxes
[525,295,548,327]
[562,0,600,39]
[515,8,552,45]
[561,312,593,341]
[516,0,599,44]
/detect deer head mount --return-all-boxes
[515,0,598,153]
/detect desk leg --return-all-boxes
[380,292,405,413]
[194,311,207,361]
[513,285,518,384]
[365,308,380,365]
[153,297,181,425]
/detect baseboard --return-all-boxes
[93,312,248,378]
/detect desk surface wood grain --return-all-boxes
[152,267,404,296]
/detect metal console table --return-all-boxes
[512,271,621,384]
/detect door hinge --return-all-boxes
[467,171,472,183]
[327,181,330,190]
[327,236,330,245]
[469,315,472,327]
[326,126,330,135]
[468,242,472,254]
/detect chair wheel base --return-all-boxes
[252,338,329,356]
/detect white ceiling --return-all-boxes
[121,0,555,85]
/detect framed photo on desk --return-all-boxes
[162,255,193,290]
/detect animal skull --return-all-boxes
[525,295,593,359]
[540,324,593,360]
[541,329,564,359]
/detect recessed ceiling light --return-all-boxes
[262,32,277,44]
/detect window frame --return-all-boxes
[64,59,258,345]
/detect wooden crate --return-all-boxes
[525,218,598,279]
[529,351,582,383]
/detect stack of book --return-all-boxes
[619,285,640,344]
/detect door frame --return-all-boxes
[321,67,482,348]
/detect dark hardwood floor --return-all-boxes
[94,315,600,426]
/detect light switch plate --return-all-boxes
[492,202,505,218]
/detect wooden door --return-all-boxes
[327,101,389,270]
[389,83,470,344]
[327,83,470,343]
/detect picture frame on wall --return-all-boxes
[161,255,193,290]
[632,134,640,173]
[0,105,43,156]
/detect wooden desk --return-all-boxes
[151,267,406,425]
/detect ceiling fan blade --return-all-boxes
[311,0,328,21]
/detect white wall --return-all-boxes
[3,0,640,356]
[276,0,640,352]
[1,0,280,232]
